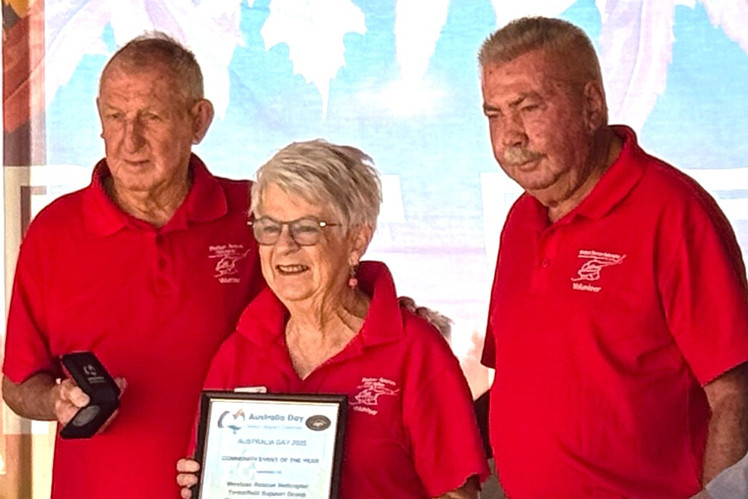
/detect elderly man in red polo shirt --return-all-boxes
[2,33,264,498]
[479,17,748,498]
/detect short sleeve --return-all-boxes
[481,322,496,369]
[3,221,59,382]
[659,190,748,385]
[482,248,503,369]
[403,326,490,496]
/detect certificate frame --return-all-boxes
[194,391,347,499]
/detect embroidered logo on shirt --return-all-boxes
[209,243,250,284]
[350,377,400,416]
[571,249,626,293]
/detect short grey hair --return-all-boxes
[479,17,606,122]
[100,31,204,103]
[251,139,382,231]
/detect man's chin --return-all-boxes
[111,176,157,195]
[512,173,556,193]
[516,159,543,173]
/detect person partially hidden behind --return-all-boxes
[2,33,263,498]
[176,139,490,498]
[479,17,748,498]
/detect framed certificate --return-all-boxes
[194,391,347,499]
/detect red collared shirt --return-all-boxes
[3,154,264,499]
[483,126,748,498]
[202,260,490,498]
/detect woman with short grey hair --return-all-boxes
[178,139,489,498]
[251,139,382,231]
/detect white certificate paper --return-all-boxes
[195,392,346,499]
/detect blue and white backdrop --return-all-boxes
[36,0,748,393]
[8,0,748,424]
[2,0,748,493]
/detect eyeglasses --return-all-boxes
[248,216,342,246]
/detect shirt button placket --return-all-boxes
[533,227,561,292]
[154,233,170,294]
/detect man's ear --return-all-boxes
[190,99,215,144]
[582,80,606,132]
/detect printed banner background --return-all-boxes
[41,0,748,390]
[2,0,748,497]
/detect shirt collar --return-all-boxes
[83,153,227,237]
[356,260,406,346]
[237,260,405,348]
[82,158,130,237]
[565,125,647,221]
[519,125,647,227]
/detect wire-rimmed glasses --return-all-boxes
[248,216,342,246]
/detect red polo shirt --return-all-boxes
[3,154,264,499]
[202,260,490,498]
[482,126,748,498]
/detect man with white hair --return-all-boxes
[479,16,748,498]
[2,33,264,498]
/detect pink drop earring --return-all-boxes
[348,264,359,288]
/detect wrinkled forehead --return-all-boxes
[99,58,181,95]
[481,51,589,103]
[482,48,575,79]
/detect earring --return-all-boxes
[348,263,359,288]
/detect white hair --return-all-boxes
[100,31,204,103]
[251,139,382,231]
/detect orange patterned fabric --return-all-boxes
[3,0,44,133]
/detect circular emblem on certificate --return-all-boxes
[306,415,332,431]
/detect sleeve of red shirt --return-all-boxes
[2,219,60,383]
[659,187,748,385]
[481,322,496,369]
[481,246,503,369]
[402,317,490,496]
